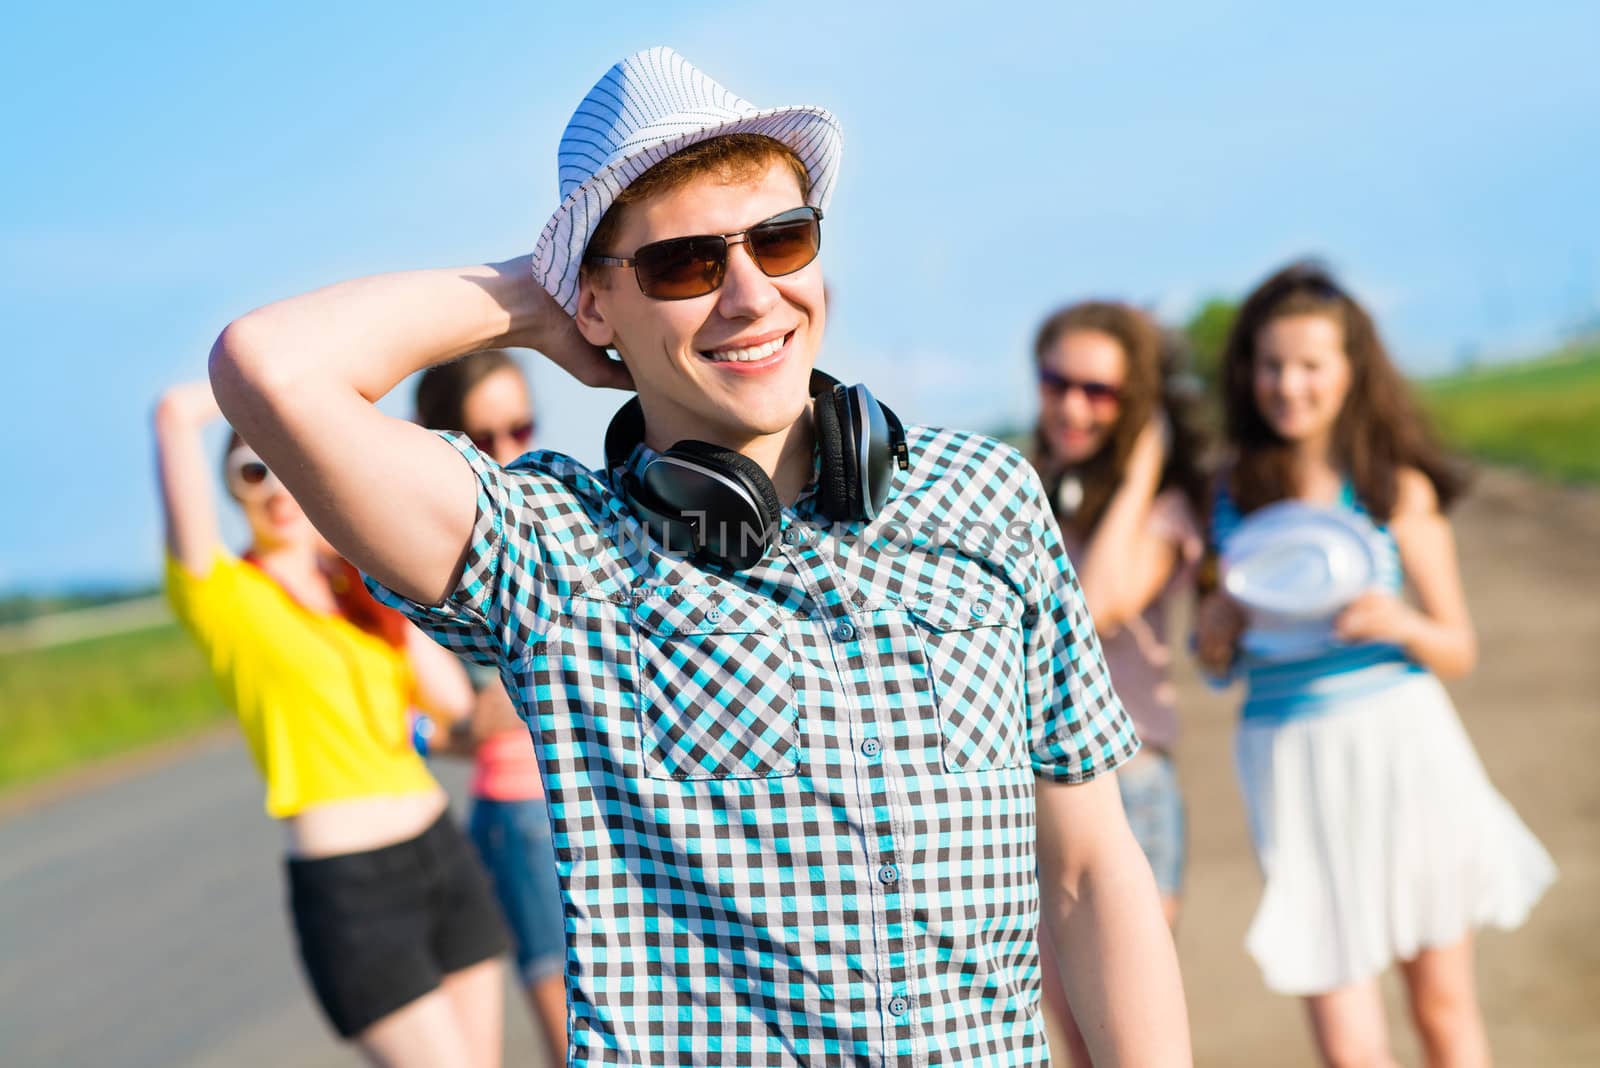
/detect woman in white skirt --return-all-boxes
[1195,261,1555,1067]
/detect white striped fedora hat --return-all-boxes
[532,46,843,317]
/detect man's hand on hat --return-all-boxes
[493,256,634,392]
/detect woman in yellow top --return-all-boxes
[154,380,509,1068]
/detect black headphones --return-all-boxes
[604,371,909,571]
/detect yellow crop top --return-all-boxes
[165,551,439,818]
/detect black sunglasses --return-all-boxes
[224,446,285,501]
[468,419,536,455]
[1038,368,1123,405]
[588,206,823,300]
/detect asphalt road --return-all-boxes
[0,739,547,1067]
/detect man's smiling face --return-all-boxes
[576,157,825,454]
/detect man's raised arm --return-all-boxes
[208,255,627,604]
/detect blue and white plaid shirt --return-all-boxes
[370,424,1137,1066]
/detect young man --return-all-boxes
[211,47,1191,1066]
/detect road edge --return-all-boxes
[0,723,238,824]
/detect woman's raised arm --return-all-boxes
[153,381,226,576]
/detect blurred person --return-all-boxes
[204,47,1191,1066]
[153,381,509,1067]
[1026,302,1213,1066]
[1193,261,1556,1067]
[413,350,567,1060]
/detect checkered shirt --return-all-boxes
[369,425,1137,1067]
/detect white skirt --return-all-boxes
[1234,672,1556,996]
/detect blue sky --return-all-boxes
[4,1,1598,590]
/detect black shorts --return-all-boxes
[286,810,509,1038]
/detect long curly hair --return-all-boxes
[1220,260,1468,519]
[1030,301,1214,538]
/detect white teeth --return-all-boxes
[704,336,785,362]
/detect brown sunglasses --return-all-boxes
[588,206,823,300]
[1038,368,1123,406]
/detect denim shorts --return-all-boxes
[1117,749,1187,897]
[468,797,566,985]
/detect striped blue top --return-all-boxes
[1213,481,1424,723]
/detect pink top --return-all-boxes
[470,729,545,801]
[1062,489,1202,753]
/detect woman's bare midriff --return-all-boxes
[282,788,450,859]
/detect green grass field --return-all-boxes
[1423,347,1600,483]
[0,623,226,791]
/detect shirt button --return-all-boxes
[705,607,722,623]
[861,738,882,757]
[971,602,988,618]
[888,996,909,1017]
[832,621,856,642]
[877,864,899,885]
[784,526,807,545]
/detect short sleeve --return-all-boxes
[165,550,244,654]
[363,431,563,669]
[1019,466,1141,781]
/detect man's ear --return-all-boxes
[575,274,617,349]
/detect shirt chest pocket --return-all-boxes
[629,587,799,781]
[904,586,1028,773]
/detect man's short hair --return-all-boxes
[581,134,811,276]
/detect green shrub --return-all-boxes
[1424,348,1600,483]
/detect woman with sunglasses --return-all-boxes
[412,351,567,1062]
[1025,301,1212,1066]
[1194,262,1554,1066]
[154,380,509,1067]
